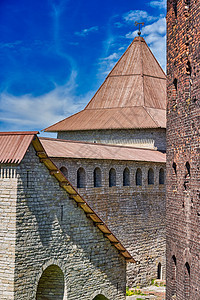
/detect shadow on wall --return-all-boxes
[17,147,126,299]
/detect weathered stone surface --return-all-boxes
[0,145,126,300]
[58,128,166,151]
[53,157,166,287]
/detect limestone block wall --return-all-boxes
[7,145,126,300]
[0,166,17,300]
[53,157,166,287]
[57,128,166,151]
[166,0,200,299]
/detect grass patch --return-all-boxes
[126,287,145,296]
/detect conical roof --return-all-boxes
[45,36,166,132]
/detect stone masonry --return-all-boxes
[58,128,166,152]
[52,157,166,287]
[166,0,200,299]
[0,144,127,300]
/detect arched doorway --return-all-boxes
[93,295,109,300]
[36,265,65,300]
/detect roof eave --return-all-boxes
[32,136,136,263]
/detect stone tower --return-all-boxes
[166,0,200,299]
[44,35,167,287]
[45,36,166,152]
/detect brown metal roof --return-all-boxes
[40,137,166,163]
[0,131,135,263]
[45,36,166,132]
[0,131,38,164]
[44,107,166,132]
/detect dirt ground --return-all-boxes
[126,285,166,300]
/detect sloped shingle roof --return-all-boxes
[0,131,38,163]
[40,137,166,163]
[45,36,166,132]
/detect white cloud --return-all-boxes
[125,17,166,71]
[0,41,22,49]
[0,71,93,132]
[149,0,167,9]
[75,26,99,37]
[102,53,119,61]
[142,17,166,35]
[98,51,122,76]
[123,10,157,23]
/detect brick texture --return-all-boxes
[166,0,200,299]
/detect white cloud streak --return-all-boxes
[75,26,99,37]
[125,16,166,71]
[0,41,22,49]
[123,10,157,23]
[149,0,166,9]
[0,71,92,132]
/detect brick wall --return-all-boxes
[1,145,127,300]
[166,0,200,299]
[53,157,166,287]
[58,128,166,151]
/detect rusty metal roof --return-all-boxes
[40,137,166,163]
[44,107,166,131]
[0,131,135,263]
[0,131,38,164]
[45,36,166,132]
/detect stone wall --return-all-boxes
[2,145,127,300]
[0,165,17,300]
[166,0,200,299]
[53,157,166,287]
[57,128,166,151]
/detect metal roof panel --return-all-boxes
[0,132,38,164]
[40,137,166,163]
[45,36,166,132]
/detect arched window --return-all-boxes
[93,295,109,300]
[184,262,190,299]
[171,255,177,297]
[173,162,177,175]
[148,168,154,185]
[157,262,162,279]
[173,1,177,18]
[159,168,165,184]
[185,162,190,177]
[109,168,116,187]
[36,265,64,300]
[173,78,177,90]
[94,167,101,187]
[60,166,68,178]
[77,167,86,188]
[186,60,191,75]
[184,162,191,190]
[136,168,142,186]
[123,167,130,186]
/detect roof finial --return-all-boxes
[135,22,144,36]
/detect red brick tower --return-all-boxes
[166,0,200,299]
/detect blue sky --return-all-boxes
[0,0,166,135]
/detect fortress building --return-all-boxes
[166,0,200,299]
[44,36,167,286]
[0,131,133,300]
